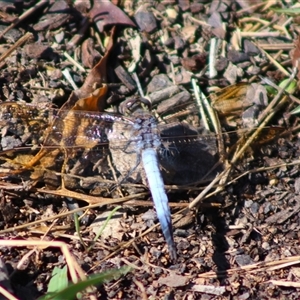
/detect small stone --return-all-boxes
[227,49,250,63]
[169,55,181,65]
[1,136,22,151]
[262,242,270,250]
[0,25,22,43]
[24,43,55,60]
[54,30,65,44]
[147,74,173,93]
[244,200,253,208]
[223,62,244,84]
[166,8,178,21]
[190,2,204,13]
[174,36,186,50]
[134,5,157,33]
[181,53,207,72]
[250,202,259,214]
[215,56,228,71]
[235,254,254,266]
[178,0,190,11]
[295,177,300,194]
[243,39,260,56]
[246,65,260,75]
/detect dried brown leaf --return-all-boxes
[61,26,116,111]
[90,0,135,32]
[81,38,101,69]
[211,83,254,125]
[291,35,300,80]
[17,28,115,170]
[72,85,108,112]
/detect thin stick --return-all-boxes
[209,38,218,78]
[192,78,210,131]
[62,68,78,90]
[63,52,86,72]
[0,192,148,234]
[254,43,289,76]
[256,43,294,50]
[0,0,48,40]
[240,32,283,38]
[0,32,33,63]
[189,69,296,208]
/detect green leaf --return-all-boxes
[279,79,297,94]
[87,206,122,252]
[290,105,300,115]
[40,266,131,300]
[272,7,300,16]
[46,266,68,295]
[265,85,277,95]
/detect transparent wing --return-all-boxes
[0,102,135,151]
[0,102,221,185]
[158,122,220,185]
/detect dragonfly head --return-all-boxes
[119,97,152,115]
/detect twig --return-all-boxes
[254,42,290,76]
[190,68,297,208]
[256,43,294,50]
[192,78,210,131]
[249,50,283,83]
[67,17,90,49]
[63,52,86,73]
[209,38,218,78]
[0,240,86,284]
[107,154,124,197]
[0,286,18,300]
[0,0,48,40]
[0,191,148,234]
[0,32,33,63]
[240,32,283,38]
[238,17,270,25]
[132,72,145,98]
[62,68,79,90]
[236,1,272,16]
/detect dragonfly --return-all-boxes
[0,100,220,261]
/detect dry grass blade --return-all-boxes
[189,69,297,209]
[198,255,300,279]
[0,192,148,235]
[0,32,33,63]
[0,0,48,40]
[0,240,86,283]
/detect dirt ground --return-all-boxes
[0,1,300,299]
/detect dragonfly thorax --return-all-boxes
[131,113,161,150]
